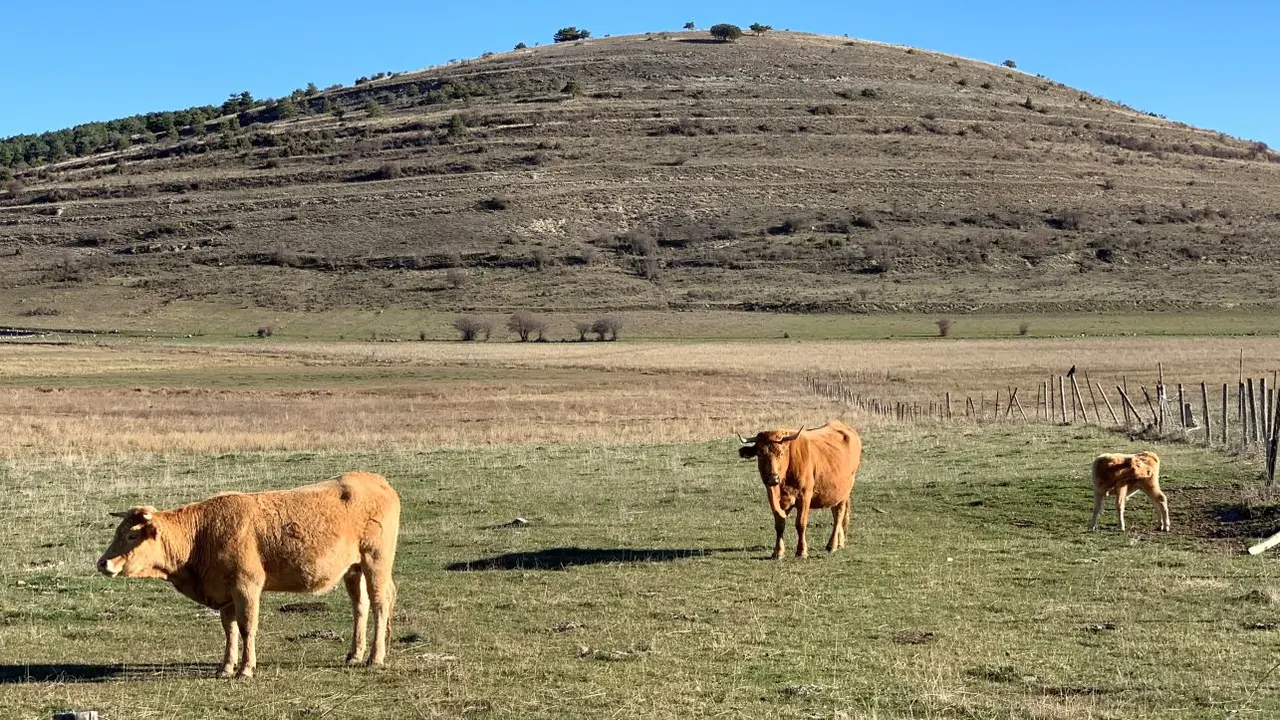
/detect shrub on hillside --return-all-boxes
[709,24,743,42]
[574,321,592,341]
[507,310,548,341]
[936,317,952,337]
[590,316,621,341]
[1003,59,1017,69]
[453,315,491,342]
[749,23,772,35]
[446,267,469,288]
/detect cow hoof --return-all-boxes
[216,667,236,679]
[367,657,386,667]
[236,667,254,680]
[345,655,363,667]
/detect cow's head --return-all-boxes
[737,427,804,486]
[97,506,161,578]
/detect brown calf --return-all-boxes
[97,471,401,678]
[738,420,863,558]
[1089,451,1169,532]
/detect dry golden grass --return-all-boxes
[3,335,1277,457]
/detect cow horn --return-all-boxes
[782,425,805,441]
[109,510,131,519]
[736,432,754,444]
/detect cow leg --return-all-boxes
[771,513,787,559]
[1115,486,1129,532]
[794,492,813,558]
[1089,491,1105,531]
[343,566,370,666]
[233,582,264,678]
[362,555,396,666]
[1142,486,1171,531]
[826,504,843,552]
[217,605,240,678]
[841,496,852,547]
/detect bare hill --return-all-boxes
[3,31,1279,323]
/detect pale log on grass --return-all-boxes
[1248,530,1280,556]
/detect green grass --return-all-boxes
[2,426,1278,718]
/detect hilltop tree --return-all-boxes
[554,27,589,43]
[683,22,696,30]
[749,23,772,35]
[1003,59,1017,69]
[709,24,743,42]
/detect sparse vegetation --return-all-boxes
[1,31,1276,322]
[445,267,469,288]
[936,316,952,337]
[1003,59,1017,68]
[749,23,772,35]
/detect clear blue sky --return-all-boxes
[2,0,1275,147]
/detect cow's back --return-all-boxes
[1092,452,1159,493]
[790,421,862,507]
[194,472,400,595]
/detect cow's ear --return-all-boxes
[738,445,757,459]
[111,506,156,523]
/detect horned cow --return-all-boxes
[97,471,401,678]
[737,420,863,558]
[1089,450,1169,532]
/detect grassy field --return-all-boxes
[2,337,1280,718]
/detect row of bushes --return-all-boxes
[452,312,621,342]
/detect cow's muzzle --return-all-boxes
[97,557,121,577]
[761,476,781,487]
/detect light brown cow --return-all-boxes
[737,420,863,558]
[97,471,401,678]
[1089,450,1169,532]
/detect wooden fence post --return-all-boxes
[1201,382,1211,446]
[946,392,952,420]
[1059,376,1067,424]
[1141,386,1159,427]
[1097,382,1119,425]
[1122,376,1131,426]
[1070,375,1090,424]
[1248,378,1259,445]
[1177,383,1185,430]
[1084,372,1100,424]
[1222,383,1229,447]
[1268,399,1280,486]
[1262,378,1270,441]
[1117,387,1142,428]
[1012,390,1028,422]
